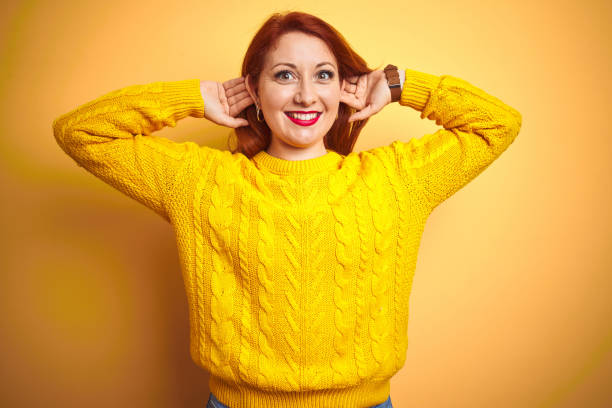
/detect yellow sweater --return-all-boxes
[52,69,522,408]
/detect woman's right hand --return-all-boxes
[200,77,254,128]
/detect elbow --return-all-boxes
[52,114,69,143]
[52,114,78,157]
[52,116,65,148]
[475,108,522,156]
[495,107,522,149]
[52,112,78,151]
[499,111,522,153]
[506,106,523,139]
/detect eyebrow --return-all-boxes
[272,62,336,70]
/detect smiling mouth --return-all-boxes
[284,112,322,126]
[285,111,322,120]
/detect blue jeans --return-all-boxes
[206,392,393,408]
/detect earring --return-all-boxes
[256,104,264,122]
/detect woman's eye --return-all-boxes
[319,70,334,80]
[275,70,294,81]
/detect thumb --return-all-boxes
[217,114,249,128]
[348,104,373,122]
[229,117,250,128]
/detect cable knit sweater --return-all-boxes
[52,69,522,408]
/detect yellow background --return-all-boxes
[1,0,611,407]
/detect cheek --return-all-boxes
[262,86,292,111]
[319,85,340,104]
[321,86,341,106]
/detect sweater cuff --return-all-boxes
[162,78,206,119]
[399,69,441,111]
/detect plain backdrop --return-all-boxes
[1,0,611,407]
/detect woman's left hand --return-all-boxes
[340,70,392,123]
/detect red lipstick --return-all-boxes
[285,111,322,126]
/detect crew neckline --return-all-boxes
[253,148,342,175]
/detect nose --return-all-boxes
[294,78,316,106]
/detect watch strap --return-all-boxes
[383,64,402,102]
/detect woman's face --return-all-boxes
[247,31,345,159]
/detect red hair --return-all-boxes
[230,11,377,158]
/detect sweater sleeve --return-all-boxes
[390,69,523,211]
[52,78,211,222]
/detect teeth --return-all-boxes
[287,112,319,120]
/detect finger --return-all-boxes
[229,94,254,117]
[348,104,373,122]
[340,78,348,92]
[339,91,361,109]
[355,74,368,102]
[220,115,250,128]
[216,82,233,115]
[222,77,245,90]
[231,117,250,128]
[225,80,247,97]
[341,86,367,109]
[339,91,355,106]
[227,89,251,106]
[343,82,357,94]
[343,94,366,110]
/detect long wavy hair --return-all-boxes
[230,11,377,158]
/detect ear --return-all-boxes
[244,74,259,105]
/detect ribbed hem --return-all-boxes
[252,148,343,175]
[399,69,441,112]
[209,375,391,408]
[161,78,205,119]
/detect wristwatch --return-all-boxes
[383,64,401,103]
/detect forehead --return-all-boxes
[265,31,337,68]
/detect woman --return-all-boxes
[52,10,522,408]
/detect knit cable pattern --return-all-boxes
[278,178,302,390]
[237,168,253,384]
[328,163,357,385]
[364,156,394,376]
[351,174,371,380]
[192,152,210,367]
[208,162,237,379]
[255,188,278,389]
[378,147,414,372]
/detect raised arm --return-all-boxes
[52,79,208,222]
[391,69,523,211]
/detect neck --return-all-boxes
[266,141,328,161]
